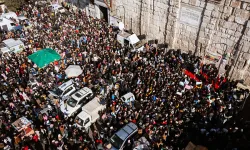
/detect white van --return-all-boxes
[48,4,66,13]
[117,32,145,52]
[1,12,18,20]
[60,87,93,117]
[0,17,17,31]
[0,38,24,55]
[75,96,105,129]
[48,79,76,100]
[120,92,135,105]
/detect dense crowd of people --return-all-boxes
[0,1,249,150]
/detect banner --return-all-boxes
[204,51,221,63]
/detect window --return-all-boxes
[0,43,6,48]
[110,134,123,149]
[52,88,63,96]
[75,92,83,98]
[121,97,126,102]
[84,118,90,125]
[79,98,85,104]
[75,116,84,126]
[67,98,78,107]
[63,87,73,96]
[86,93,91,99]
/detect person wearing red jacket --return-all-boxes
[33,134,39,142]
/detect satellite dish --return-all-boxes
[118,22,124,31]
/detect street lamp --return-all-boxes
[116,5,125,25]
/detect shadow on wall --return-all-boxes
[137,34,146,40]
[194,0,208,56]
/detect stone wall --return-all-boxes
[64,0,250,85]
[113,0,250,85]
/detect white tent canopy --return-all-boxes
[65,65,83,78]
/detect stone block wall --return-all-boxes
[63,0,250,85]
[112,0,250,85]
[112,0,176,46]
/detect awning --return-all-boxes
[28,48,61,68]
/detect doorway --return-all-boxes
[99,5,108,22]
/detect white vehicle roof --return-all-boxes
[58,79,74,91]
[0,47,10,53]
[18,16,28,21]
[71,87,92,101]
[1,12,18,19]
[121,92,135,99]
[77,110,91,121]
[0,17,14,26]
[80,96,106,122]
[2,39,24,48]
[127,34,140,45]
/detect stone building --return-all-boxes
[64,0,250,85]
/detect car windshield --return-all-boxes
[52,88,63,96]
[110,134,123,149]
[121,97,126,102]
[0,43,6,48]
[75,116,83,126]
[67,98,78,107]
